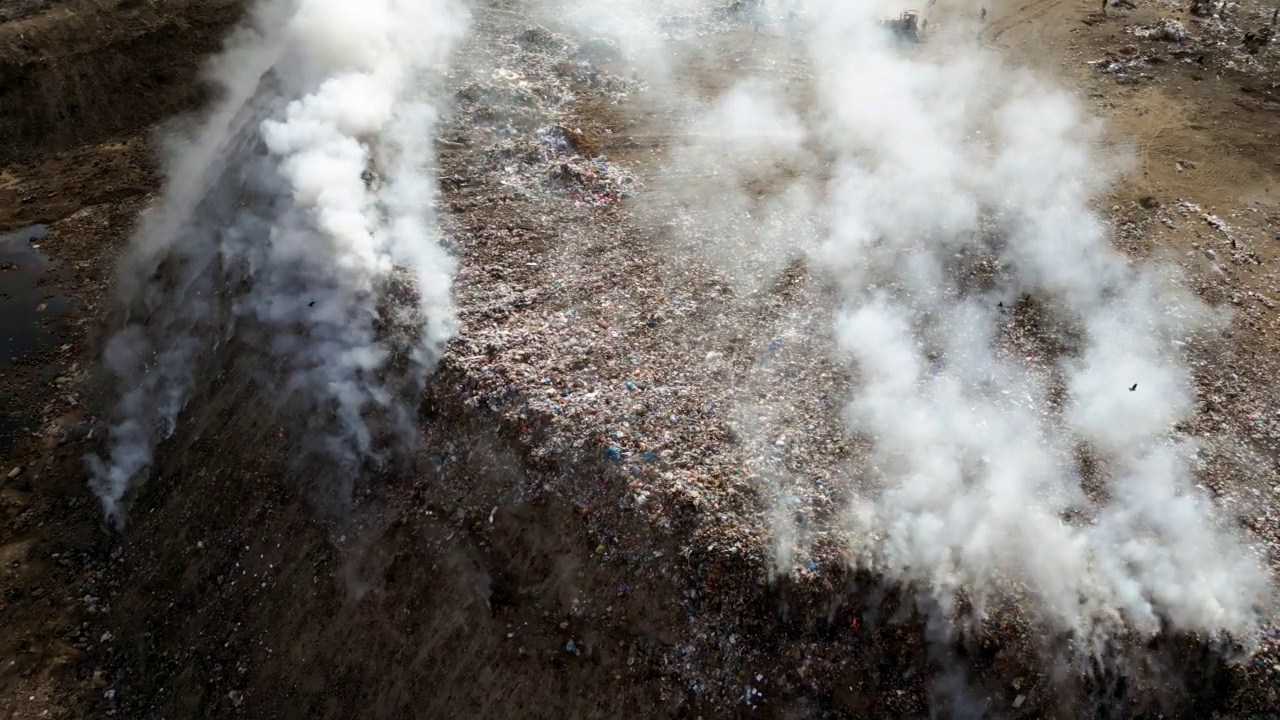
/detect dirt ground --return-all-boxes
[2,0,1280,718]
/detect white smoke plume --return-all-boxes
[88,0,468,527]
[542,0,1272,647]
[797,3,1271,644]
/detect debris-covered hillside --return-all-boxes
[2,0,1280,718]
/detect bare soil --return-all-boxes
[2,1,1280,718]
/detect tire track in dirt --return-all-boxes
[976,0,1263,205]
[980,0,1075,54]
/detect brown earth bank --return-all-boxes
[0,0,243,170]
[2,1,1280,719]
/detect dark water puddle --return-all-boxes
[1,225,72,457]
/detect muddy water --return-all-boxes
[0,225,71,457]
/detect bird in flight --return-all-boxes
[1128,383,1137,392]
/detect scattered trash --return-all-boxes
[1202,213,1229,233]
[1189,0,1216,17]
[1131,19,1189,42]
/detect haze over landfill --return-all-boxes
[2,0,1280,717]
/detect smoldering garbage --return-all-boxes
[74,0,1280,715]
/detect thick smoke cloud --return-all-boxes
[541,0,1271,647]
[87,0,1271,657]
[88,0,467,527]
[798,4,1270,643]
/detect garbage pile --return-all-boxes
[539,126,643,206]
[431,9,1280,715]
[1121,2,1279,75]
[450,26,642,206]
[434,14,899,711]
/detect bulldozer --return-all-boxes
[881,10,923,43]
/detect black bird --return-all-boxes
[308,301,316,307]
[1128,383,1138,392]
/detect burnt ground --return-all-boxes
[2,0,1280,719]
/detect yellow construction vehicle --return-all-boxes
[881,10,923,43]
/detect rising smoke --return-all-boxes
[87,0,1271,659]
[544,0,1272,648]
[802,3,1270,643]
[88,0,467,527]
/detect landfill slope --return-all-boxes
[1,0,1279,718]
